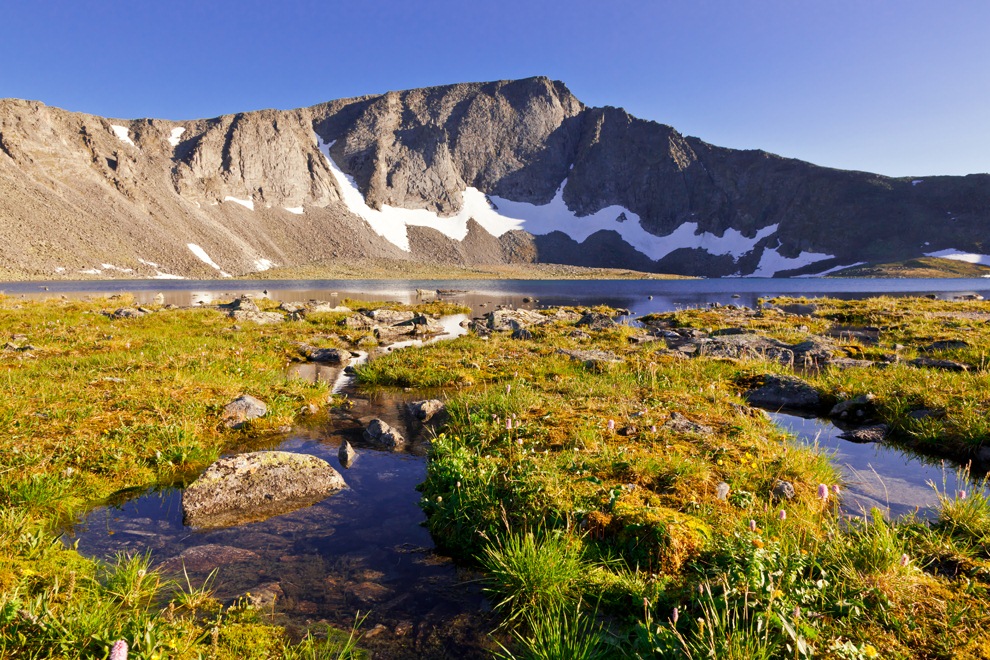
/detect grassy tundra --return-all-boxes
[2,293,990,658]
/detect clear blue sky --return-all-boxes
[2,1,987,177]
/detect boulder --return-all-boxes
[297,343,350,364]
[181,451,346,528]
[225,296,259,313]
[368,309,416,325]
[364,419,406,450]
[829,393,876,421]
[230,310,284,325]
[407,399,445,422]
[744,375,822,413]
[222,394,267,429]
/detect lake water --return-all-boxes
[5,277,990,316]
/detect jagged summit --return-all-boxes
[0,78,987,279]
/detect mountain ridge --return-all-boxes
[1,76,987,279]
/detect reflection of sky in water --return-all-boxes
[771,412,970,519]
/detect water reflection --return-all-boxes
[771,412,970,518]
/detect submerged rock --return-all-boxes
[222,394,267,429]
[182,451,346,528]
[158,544,260,573]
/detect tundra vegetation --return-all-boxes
[2,292,990,658]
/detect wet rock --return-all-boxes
[576,312,617,330]
[338,440,357,467]
[222,394,267,429]
[407,399,445,422]
[909,357,969,372]
[830,393,876,420]
[556,348,623,371]
[663,411,713,436]
[772,480,796,501]
[838,424,889,443]
[158,544,260,573]
[364,419,406,450]
[346,581,390,605]
[182,451,347,528]
[744,375,822,413]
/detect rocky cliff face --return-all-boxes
[0,76,987,279]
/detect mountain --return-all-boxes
[1,76,988,279]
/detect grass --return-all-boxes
[6,292,990,657]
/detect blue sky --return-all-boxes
[2,1,987,177]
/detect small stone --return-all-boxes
[339,440,357,467]
[222,394,267,429]
[716,482,730,500]
[772,480,796,501]
[407,399,445,422]
[364,419,406,450]
[838,424,889,443]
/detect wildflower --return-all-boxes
[517,439,523,446]
[959,489,968,500]
[436,496,443,503]
[778,509,787,521]
[110,641,128,660]
[832,484,841,495]
[671,606,679,624]
[506,418,512,431]
[818,484,829,501]
[455,481,461,488]
[749,519,757,532]
[900,553,910,567]
[607,419,615,431]
[752,538,764,548]
[651,425,657,433]
[506,384,511,395]
[863,644,879,658]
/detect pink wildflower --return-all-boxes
[959,490,968,500]
[749,519,758,532]
[672,606,679,624]
[778,509,787,521]
[110,641,128,660]
[818,484,829,501]
[900,553,910,567]
[607,419,615,431]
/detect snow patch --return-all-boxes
[187,244,232,278]
[750,248,835,277]
[253,258,276,272]
[912,179,924,186]
[284,206,304,215]
[925,249,990,266]
[319,137,519,251]
[101,263,134,273]
[223,196,254,211]
[795,262,866,277]
[490,184,778,261]
[110,125,135,147]
[168,127,186,147]
[320,134,779,261]
[139,258,184,279]
[79,268,101,275]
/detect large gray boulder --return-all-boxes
[182,451,346,528]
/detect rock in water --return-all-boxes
[182,451,347,528]
[364,419,406,450]
[407,399,445,422]
[338,440,357,467]
[743,375,822,413]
